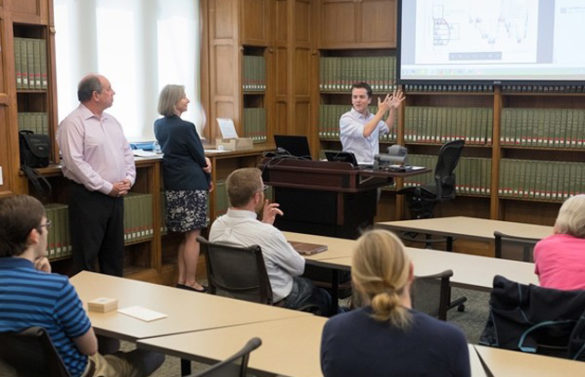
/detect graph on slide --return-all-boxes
[415,0,539,64]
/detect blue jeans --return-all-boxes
[283,276,332,316]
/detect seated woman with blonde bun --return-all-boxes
[320,229,470,377]
[534,194,585,290]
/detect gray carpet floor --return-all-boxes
[130,287,491,376]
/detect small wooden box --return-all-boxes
[216,137,253,151]
[88,297,118,313]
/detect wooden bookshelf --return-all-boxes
[0,0,56,198]
[201,0,274,145]
[307,0,583,229]
[319,0,397,49]
[4,0,584,270]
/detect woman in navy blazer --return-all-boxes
[154,85,211,292]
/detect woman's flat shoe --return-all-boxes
[176,283,207,293]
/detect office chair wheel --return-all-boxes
[457,304,465,312]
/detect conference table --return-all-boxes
[284,231,539,290]
[377,216,553,250]
[70,271,308,342]
[474,345,585,376]
[285,230,538,312]
[138,314,488,377]
[140,316,326,377]
[67,269,567,377]
[70,271,487,377]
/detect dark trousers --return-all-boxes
[68,182,124,276]
[283,276,332,316]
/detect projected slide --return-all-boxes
[415,0,538,64]
[400,0,585,82]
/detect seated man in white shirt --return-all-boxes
[339,82,404,165]
[209,167,332,316]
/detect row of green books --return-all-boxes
[404,106,493,145]
[402,84,585,93]
[242,55,266,91]
[123,193,153,243]
[14,37,48,90]
[159,192,168,235]
[214,180,228,217]
[318,104,397,142]
[319,56,397,92]
[45,203,72,261]
[500,108,585,148]
[499,159,585,202]
[501,85,585,93]
[404,155,492,196]
[243,107,267,143]
[403,84,494,93]
[18,112,49,135]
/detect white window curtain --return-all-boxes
[54,0,203,140]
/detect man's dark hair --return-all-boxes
[0,195,45,257]
[351,82,373,98]
[77,75,103,102]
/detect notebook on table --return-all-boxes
[289,241,328,256]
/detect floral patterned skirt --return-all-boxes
[164,189,208,232]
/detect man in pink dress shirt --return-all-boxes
[56,74,135,276]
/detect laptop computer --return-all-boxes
[325,151,358,166]
[273,135,312,159]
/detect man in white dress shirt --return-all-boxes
[339,82,405,165]
[209,168,332,316]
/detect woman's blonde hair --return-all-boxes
[554,194,585,238]
[157,84,185,116]
[352,229,412,330]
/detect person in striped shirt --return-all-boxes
[0,195,163,377]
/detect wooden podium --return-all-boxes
[261,158,425,239]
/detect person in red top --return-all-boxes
[534,194,585,290]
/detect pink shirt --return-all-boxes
[534,233,585,290]
[56,104,136,195]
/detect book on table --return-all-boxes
[289,241,328,256]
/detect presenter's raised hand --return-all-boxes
[377,93,391,115]
[388,88,405,109]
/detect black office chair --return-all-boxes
[399,139,465,220]
[411,269,463,321]
[0,327,71,377]
[494,231,539,262]
[198,236,274,304]
[396,139,465,250]
[187,337,262,377]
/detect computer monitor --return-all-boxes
[325,151,358,167]
[273,135,312,159]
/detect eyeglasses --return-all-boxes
[257,185,269,193]
[40,220,52,230]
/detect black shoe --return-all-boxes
[176,283,207,293]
